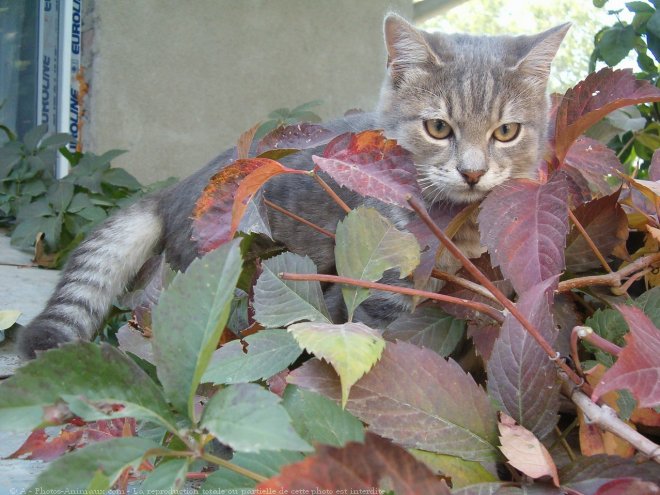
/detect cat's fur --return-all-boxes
[18,15,569,358]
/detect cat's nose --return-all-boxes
[460,170,485,185]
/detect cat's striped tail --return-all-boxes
[17,196,164,359]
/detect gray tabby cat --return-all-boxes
[18,14,569,358]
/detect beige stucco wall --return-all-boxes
[85,1,413,183]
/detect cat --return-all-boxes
[17,14,569,358]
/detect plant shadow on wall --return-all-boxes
[2,8,660,493]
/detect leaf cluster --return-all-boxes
[590,0,660,177]
[4,57,660,495]
[0,124,159,266]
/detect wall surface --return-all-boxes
[85,0,413,182]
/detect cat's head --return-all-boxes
[377,14,569,204]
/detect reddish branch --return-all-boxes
[567,209,612,273]
[310,171,351,213]
[407,196,585,388]
[278,272,505,324]
[558,253,660,292]
[570,325,622,377]
[264,199,336,239]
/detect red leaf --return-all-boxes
[467,324,500,361]
[595,478,659,495]
[256,123,337,155]
[487,277,560,439]
[236,122,261,160]
[257,432,451,495]
[592,305,660,408]
[560,454,660,495]
[650,149,660,182]
[288,341,500,461]
[438,252,510,325]
[562,137,624,198]
[312,130,422,209]
[9,418,136,461]
[565,191,629,272]
[478,175,569,294]
[192,158,303,253]
[554,68,660,162]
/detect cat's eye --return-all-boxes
[492,123,521,142]
[424,119,453,140]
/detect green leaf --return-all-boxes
[627,1,655,13]
[152,239,243,420]
[27,437,162,494]
[40,133,71,149]
[335,206,420,319]
[593,0,608,7]
[584,308,629,366]
[0,342,176,432]
[200,383,312,453]
[646,10,660,38]
[253,252,330,327]
[410,450,497,488]
[202,328,303,384]
[102,167,142,190]
[23,124,49,152]
[202,450,304,491]
[384,306,466,357]
[598,25,636,66]
[20,179,47,198]
[140,458,190,492]
[288,321,385,407]
[282,386,364,447]
[67,192,94,213]
[634,286,660,326]
[75,205,108,222]
[48,181,74,213]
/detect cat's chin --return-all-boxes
[443,188,490,204]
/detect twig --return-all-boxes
[570,325,621,379]
[201,453,268,483]
[568,209,612,273]
[279,272,505,324]
[574,326,622,357]
[407,196,584,387]
[553,425,577,462]
[431,269,500,305]
[264,198,335,239]
[557,253,660,292]
[310,171,351,213]
[560,375,660,463]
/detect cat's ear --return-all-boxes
[383,14,442,79]
[514,23,571,83]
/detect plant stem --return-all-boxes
[407,196,584,387]
[201,453,268,483]
[279,272,505,324]
[553,425,577,462]
[430,269,500,304]
[264,198,335,239]
[616,132,637,161]
[557,252,660,292]
[574,326,622,357]
[310,171,351,213]
[560,375,660,463]
[567,209,612,273]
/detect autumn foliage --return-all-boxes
[2,68,660,493]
